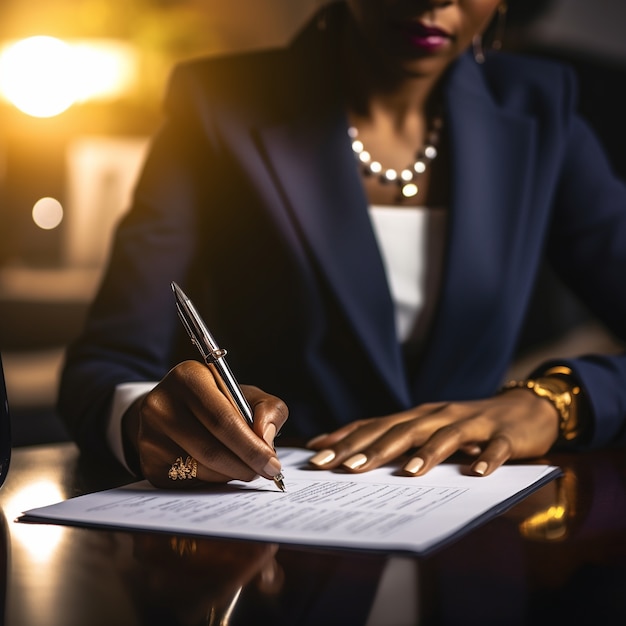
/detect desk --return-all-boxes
[1,444,625,626]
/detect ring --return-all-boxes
[168,456,198,481]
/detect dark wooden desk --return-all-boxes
[1,443,625,626]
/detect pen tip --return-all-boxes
[274,473,286,492]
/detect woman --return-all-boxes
[58,0,626,488]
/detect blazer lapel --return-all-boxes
[412,54,538,401]
[257,107,412,407]
[254,49,537,408]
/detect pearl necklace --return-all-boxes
[348,117,442,200]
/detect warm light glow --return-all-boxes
[32,197,64,230]
[71,40,136,102]
[4,480,66,562]
[0,36,137,118]
[0,36,76,117]
[519,505,568,541]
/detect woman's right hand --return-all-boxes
[122,360,288,488]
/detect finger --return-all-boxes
[305,420,369,450]
[340,415,448,472]
[308,405,449,470]
[139,428,258,489]
[460,443,482,457]
[139,366,281,484]
[142,447,233,489]
[243,385,289,447]
[468,436,513,476]
[401,421,478,476]
[307,419,396,469]
[183,371,283,479]
[189,414,282,484]
[306,402,448,452]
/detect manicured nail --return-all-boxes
[473,461,488,476]
[307,433,329,447]
[404,457,424,474]
[309,449,336,466]
[264,457,282,478]
[263,423,277,447]
[342,453,367,470]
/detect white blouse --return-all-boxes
[368,205,447,347]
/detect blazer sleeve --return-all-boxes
[541,102,626,448]
[57,66,216,462]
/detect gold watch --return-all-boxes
[501,367,582,442]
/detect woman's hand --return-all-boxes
[306,390,560,477]
[122,360,288,488]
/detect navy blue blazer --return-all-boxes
[59,9,626,461]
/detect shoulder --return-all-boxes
[483,50,576,83]
[162,12,335,122]
[478,51,579,116]
[166,47,293,108]
[159,48,302,130]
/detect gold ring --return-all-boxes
[168,456,198,481]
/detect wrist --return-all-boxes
[501,366,585,444]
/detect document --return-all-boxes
[20,448,560,554]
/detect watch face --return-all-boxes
[0,355,11,488]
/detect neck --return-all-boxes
[341,18,445,123]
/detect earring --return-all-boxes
[472,34,485,64]
[473,2,507,64]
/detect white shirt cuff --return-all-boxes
[107,382,157,474]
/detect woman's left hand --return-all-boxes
[306,389,560,477]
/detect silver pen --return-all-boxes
[171,281,286,492]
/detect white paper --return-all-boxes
[20,447,560,554]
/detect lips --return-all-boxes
[395,21,451,52]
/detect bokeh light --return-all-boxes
[32,197,64,230]
[0,36,137,118]
[3,480,66,563]
[72,40,136,102]
[0,36,76,117]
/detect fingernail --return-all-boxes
[404,457,424,474]
[263,423,277,447]
[264,457,282,477]
[309,449,336,466]
[307,433,329,447]
[473,461,488,476]
[342,453,367,470]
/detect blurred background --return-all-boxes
[0,0,624,446]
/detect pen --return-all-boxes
[171,281,286,492]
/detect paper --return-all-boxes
[20,448,560,554]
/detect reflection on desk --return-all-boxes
[1,443,625,626]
